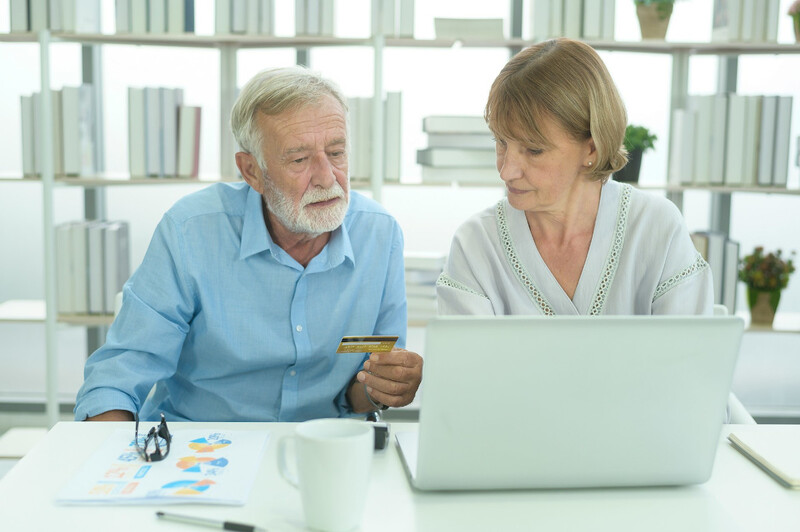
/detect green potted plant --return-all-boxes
[789,0,800,43]
[614,124,657,183]
[739,247,796,326]
[634,0,676,40]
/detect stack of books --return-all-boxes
[347,93,402,182]
[711,0,781,43]
[405,252,446,322]
[294,0,334,37]
[20,84,96,178]
[529,0,615,41]
[670,94,793,188]
[10,0,101,33]
[690,231,739,315]
[117,0,195,34]
[56,220,130,316]
[215,0,274,35]
[417,116,496,185]
[128,87,202,179]
[376,0,415,38]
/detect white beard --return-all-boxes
[263,176,350,237]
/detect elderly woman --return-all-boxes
[437,38,713,316]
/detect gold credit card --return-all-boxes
[336,335,399,354]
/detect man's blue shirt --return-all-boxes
[74,182,407,422]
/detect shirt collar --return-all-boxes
[238,185,356,270]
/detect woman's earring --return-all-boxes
[587,161,593,167]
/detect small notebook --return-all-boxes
[729,427,800,489]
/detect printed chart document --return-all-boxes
[729,426,800,488]
[57,429,269,504]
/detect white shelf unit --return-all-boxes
[3,3,800,426]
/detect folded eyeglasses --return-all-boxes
[134,412,171,462]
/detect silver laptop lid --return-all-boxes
[409,315,743,490]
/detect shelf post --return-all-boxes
[39,30,60,427]
[666,50,689,211]
[710,55,738,237]
[370,0,385,202]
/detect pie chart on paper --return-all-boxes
[161,478,215,495]
[188,436,232,453]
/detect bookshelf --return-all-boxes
[2,1,799,426]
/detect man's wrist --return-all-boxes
[363,383,389,411]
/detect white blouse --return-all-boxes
[437,180,714,316]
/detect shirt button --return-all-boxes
[289,370,297,377]
[296,325,303,332]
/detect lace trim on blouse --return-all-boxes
[587,183,632,315]
[496,200,556,316]
[652,253,710,302]
[436,272,489,300]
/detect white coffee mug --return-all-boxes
[278,418,374,532]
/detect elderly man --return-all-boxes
[75,67,422,422]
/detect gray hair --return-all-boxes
[230,66,349,169]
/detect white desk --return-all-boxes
[0,422,798,531]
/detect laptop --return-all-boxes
[396,315,744,491]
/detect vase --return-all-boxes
[793,13,800,43]
[747,287,781,327]
[614,148,643,183]
[636,3,674,40]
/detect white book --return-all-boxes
[177,105,201,178]
[711,0,743,42]
[49,0,63,31]
[531,0,552,40]
[668,108,695,186]
[51,89,64,176]
[145,87,162,177]
[397,0,414,37]
[421,165,498,185]
[116,0,131,33]
[319,0,334,36]
[724,94,747,185]
[690,95,714,186]
[739,0,755,42]
[56,223,75,314]
[148,0,167,33]
[427,133,494,149]
[757,95,778,186]
[20,95,36,177]
[131,0,148,33]
[384,92,402,182]
[259,0,274,34]
[722,239,739,315]
[764,0,779,42]
[434,18,504,40]
[417,147,496,168]
[600,0,616,40]
[750,0,766,42]
[167,0,184,33]
[64,0,101,33]
[128,87,147,178]
[772,96,793,188]
[245,0,260,35]
[380,0,395,36]
[215,0,231,34]
[10,0,29,32]
[71,221,90,315]
[306,0,320,35]
[103,222,130,314]
[61,85,95,177]
[29,0,48,32]
[161,87,184,177]
[87,221,107,315]
[578,0,597,39]
[741,95,762,186]
[231,0,246,33]
[550,0,563,37]
[32,92,41,175]
[422,115,490,135]
[295,0,306,35]
[709,93,728,185]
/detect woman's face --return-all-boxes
[494,116,595,214]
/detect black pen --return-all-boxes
[155,511,266,532]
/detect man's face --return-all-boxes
[256,95,350,236]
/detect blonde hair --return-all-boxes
[230,66,348,169]
[485,38,628,182]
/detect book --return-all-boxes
[56,223,75,314]
[724,94,746,186]
[711,0,743,42]
[564,0,583,39]
[167,0,195,34]
[87,221,107,315]
[741,95,762,186]
[739,0,755,42]
[104,221,130,314]
[426,132,494,149]
[690,95,714,186]
[177,105,201,178]
[530,0,552,41]
[128,87,147,178]
[51,89,64,176]
[29,0,49,32]
[295,0,306,35]
[756,95,778,186]
[148,0,167,33]
[245,0,259,35]
[71,221,90,315]
[668,108,695,186]
[161,87,184,177]
[319,0,334,36]
[63,0,101,33]
[722,238,739,315]
[420,165,499,185]
[397,0,414,38]
[116,0,131,33]
[601,0,616,40]
[61,84,96,177]
[764,0,780,42]
[729,427,800,488]
[20,95,35,177]
[215,0,231,34]
[10,0,29,32]
[379,0,395,36]
[49,0,63,31]
[231,0,246,33]
[433,18,504,40]
[259,0,274,35]
[383,91,402,182]
[422,115,490,135]
[691,231,726,305]
[772,96,793,188]
[145,87,161,177]
[550,0,562,39]
[417,147,495,168]
[709,93,728,185]
[131,0,148,33]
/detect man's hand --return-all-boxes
[85,410,135,422]
[352,348,423,412]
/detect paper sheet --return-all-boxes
[57,429,269,505]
